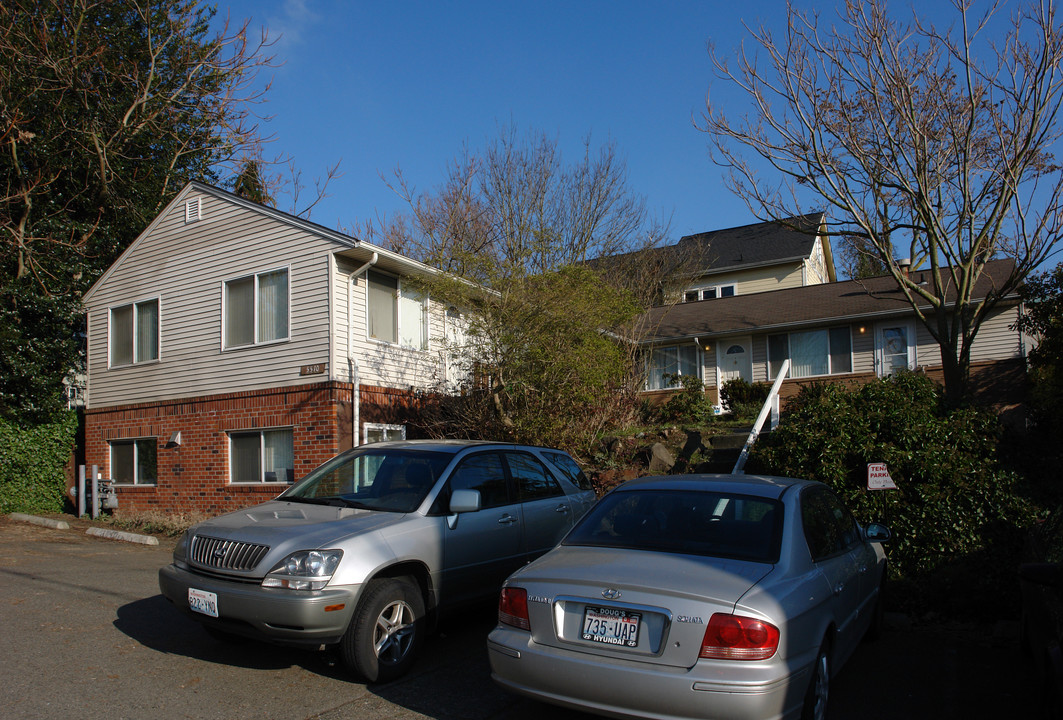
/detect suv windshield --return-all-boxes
[280,448,452,513]
[564,489,783,563]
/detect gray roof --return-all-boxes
[640,258,1019,342]
[587,213,827,279]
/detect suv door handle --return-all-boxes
[554,504,570,514]
[498,514,518,526]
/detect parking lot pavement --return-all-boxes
[0,514,1045,720]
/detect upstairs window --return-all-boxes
[224,268,289,348]
[109,299,159,367]
[683,284,736,302]
[367,270,427,350]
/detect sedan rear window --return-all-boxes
[563,489,783,563]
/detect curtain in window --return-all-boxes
[263,429,294,482]
[367,271,397,343]
[231,433,261,482]
[135,300,159,362]
[646,345,698,390]
[398,283,426,349]
[829,327,852,373]
[789,330,829,378]
[226,277,255,347]
[257,270,289,343]
[111,305,133,365]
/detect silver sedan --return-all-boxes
[487,474,890,720]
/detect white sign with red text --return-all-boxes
[867,463,898,490]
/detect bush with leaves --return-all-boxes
[746,374,1036,620]
[720,378,770,419]
[652,374,715,426]
[0,411,77,513]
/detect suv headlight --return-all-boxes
[262,550,343,590]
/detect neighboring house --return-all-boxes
[639,257,1029,415]
[81,182,470,515]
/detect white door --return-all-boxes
[875,321,916,377]
[717,336,753,385]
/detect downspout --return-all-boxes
[348,252,379,448]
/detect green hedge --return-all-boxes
[0,411,78,514]
[746,374,1036,619]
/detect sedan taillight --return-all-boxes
[699,613,780,660]
[499,587,531,631]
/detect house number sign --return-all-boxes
[299,363,326,376]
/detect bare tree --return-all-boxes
[703,0,1063,406]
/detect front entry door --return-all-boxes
[717,336,753,385]
[875,321,915,377]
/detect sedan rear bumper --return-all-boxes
[488,626,810,720]
[158,564,359,646]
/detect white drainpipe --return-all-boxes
[347,252,378,447]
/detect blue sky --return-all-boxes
[212,0,798,242]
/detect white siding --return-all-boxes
[86,191,342,408]
[331,257,446,390]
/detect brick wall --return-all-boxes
[85,382,353,516]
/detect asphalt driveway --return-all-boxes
[0,514,1044,719]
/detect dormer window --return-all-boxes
[684,284,736,302]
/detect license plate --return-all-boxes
[581,605,641,647]
[188,588,219,618]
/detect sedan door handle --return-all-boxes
[498,514,518,526]
[833,583,845,596]
[554,504,570,514]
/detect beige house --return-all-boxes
[81,182,469,514]
[626,216,1028,412]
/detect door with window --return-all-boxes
[716,336,752,385]
[505,451,573,561]
[875,321,915,377]
[440,452,524,603]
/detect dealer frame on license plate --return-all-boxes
[581,605,641,647]
[188,588,219,618]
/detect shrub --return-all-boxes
[720,378,770,418]
[746,374,1036,620]
[655,373,715,425]
[0,411,78,514]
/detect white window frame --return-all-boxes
[228,427,295,484]
[109,437,158,486]
[645,344,700,390]
[768,326,854,379]
[683,283,737,302]
[365,269,428,350]
[363,423,406,444]
[108,297,161,368]
[222,266,291,350]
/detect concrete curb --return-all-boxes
[86,527,159,546]
[9,513,70,530]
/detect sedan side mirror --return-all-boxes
[449,489,482,514]
[865,523,892,542]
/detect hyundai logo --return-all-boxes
[601,588,622,600]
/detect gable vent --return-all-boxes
[185,197,202,223]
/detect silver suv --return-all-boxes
[158,440,596,681]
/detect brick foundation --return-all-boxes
[84,382,429,516]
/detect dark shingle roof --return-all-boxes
[587,213,826,278]
[640,258,1018,342]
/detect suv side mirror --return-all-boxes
[865,523,892,542]
[449,489,481,514]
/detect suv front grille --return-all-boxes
[189,535,270,571]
